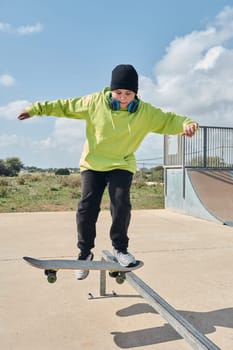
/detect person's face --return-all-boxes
[111,89,136,109]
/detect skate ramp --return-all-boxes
[165,168,233,226]
[187,169,233,226]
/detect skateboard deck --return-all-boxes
[23,256,143,283]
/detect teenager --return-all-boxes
[17,64,198,279]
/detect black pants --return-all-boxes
[76,169,133,254]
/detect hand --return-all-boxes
[182,123,199,137]
[17,110,31,120]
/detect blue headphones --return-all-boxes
[108,93,140,113]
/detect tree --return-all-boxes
[55,168,70,175]
[0,157,24,176]
[0,160,7,176]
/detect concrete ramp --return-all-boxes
[165,168,233,226]
[187,170,233,226]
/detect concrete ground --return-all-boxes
[1,209,233,350]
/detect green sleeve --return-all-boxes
[26,94,93,120]
[145,103,196,135]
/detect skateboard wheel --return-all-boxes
[47,272,57,283]
[116,274,125,284]
[109,271,118,278]
[45,270,57,283]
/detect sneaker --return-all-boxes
[75,251,94,280]
[113,248,136,267]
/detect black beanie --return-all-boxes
[110,64,138,93]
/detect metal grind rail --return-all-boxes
[101,250,220,350]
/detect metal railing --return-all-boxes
[164,126,233,168]
[100,250,220,350]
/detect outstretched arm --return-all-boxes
[17,96,90,121]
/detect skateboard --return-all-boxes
[23,256,143,284]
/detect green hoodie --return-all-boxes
[26,87,195,173]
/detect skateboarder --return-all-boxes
[17,64,198,280]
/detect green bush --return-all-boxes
[55,168,70,175]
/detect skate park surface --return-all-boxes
[1,209,233,349]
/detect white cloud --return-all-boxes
[139,6,233,127]
[0,120,85,168]
[0,100,30,120]
[0,74,15,87]
[17,23,43,35]
[0,22,11,33]
[0,103,86,167]
[194,46,225,71]
[38,118,86,153]
[0,134,18,147]
[16,119,85,167]
[0,22,43,35]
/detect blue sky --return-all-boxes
[1,0,233,168]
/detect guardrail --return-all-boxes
[101,250,220,350]
[164,126,233,168]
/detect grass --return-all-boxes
[0,173,164,212]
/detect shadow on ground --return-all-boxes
[111,303,233,348]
